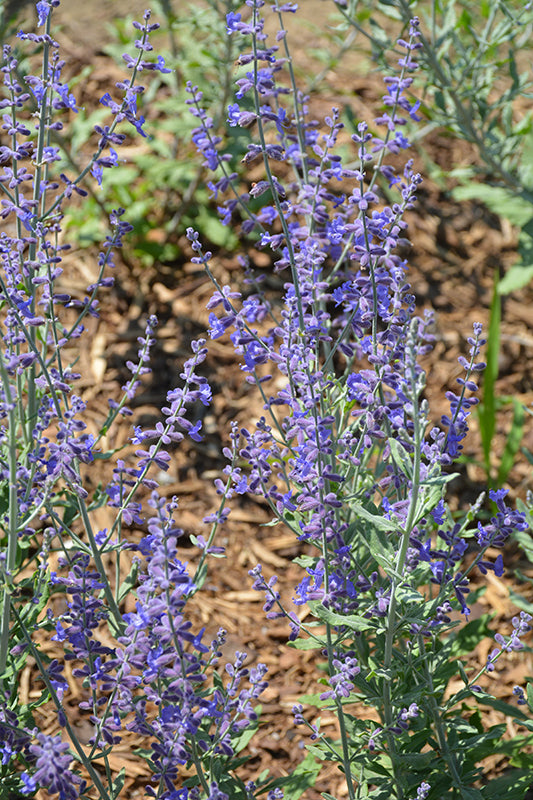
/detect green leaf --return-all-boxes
[190,205,239,249]
[420,471,460,487]
[477,279,500,479]
[19,576,51,627]
[111,768,126,798]
[457,659,470,686]
[289,636,324,651]
[451,185,533,227]
[0,481,9,523]
[396,751,435,769]
[349,502,397,571]
[434,89,447,112]
[297,693,327,707]
[508,587,533,615]
[472,691,530,721]
[307,600,375,632]
[494,733,533,767]
[517,128,533,191]
[413,484,447,526]
[388,439,412,478]
[232,706,261,754]
[511,527,533,560]
[351,501,397,533]
[117,561,139,605]
[482,770,533,800]
[395,584,423,607]
[449,615,493,659]
[458,789,483,800]
[518,218,533,265]
[527,682,533,712]
[498,263,533,294]
[274,752,323,800]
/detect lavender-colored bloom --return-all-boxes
[21,734,85,800]
[477,489,528,548]
[0,704,32,771]
[3,2,529,797]
[226,11,242,33]
[320,654,360,701]
[513,686,527,706]
[36,1,51,26]
[416,782,431,800]
[207,783,229,800]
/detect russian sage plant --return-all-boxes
[186,1,533,798]
[0,4,276,799]
[0,1,532,800]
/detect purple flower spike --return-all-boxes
[22,734,86,800]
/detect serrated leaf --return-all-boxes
[414,484,448,526]
[388,439,412,477]
[297,693,327,707]
[395,584,423,606]
[421,471,460,487]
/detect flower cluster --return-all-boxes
[20,733,86,799]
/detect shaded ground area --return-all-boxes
[12,2,533,798]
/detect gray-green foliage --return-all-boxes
[331,0,533,292]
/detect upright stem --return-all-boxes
[417,635,470,798]
[0,349,18,681]
[381,323,424,798]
